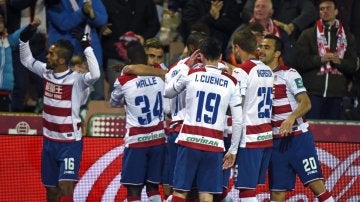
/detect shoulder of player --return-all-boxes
[274,65,299,75]
[221,71,237,85]
[117,74,138,85]
[236,60,258,74]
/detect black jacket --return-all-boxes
[101,0,160,60]
[295,22,357,97]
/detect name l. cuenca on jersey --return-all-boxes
[165,66,242,152]
[232,59,274,148]
[272,65,309,139]
[19,41,100,142]
[111,74,166,148]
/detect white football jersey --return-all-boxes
[272,65,309,138]
[232,59,274,148]
[20,41,100,141]
[165,65,242,153]
[111,74,166,148]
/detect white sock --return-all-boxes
[148,194,162,202]
[222,194,234,202]
[240,197,258,202]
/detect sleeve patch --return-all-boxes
[295,78,304,88]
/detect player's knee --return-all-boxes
[307,179,326,196]
[46,186,61,200]
[199,192,213,202]
[145,182,159,192]
[58,181,75,196]
[126,185,143,196]
[270,191,286,202]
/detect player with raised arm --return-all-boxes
[19,18,100,202]
[259,34,334,202]
[231,30,274,201]
[110,41,166,202]
[165,37,243,202]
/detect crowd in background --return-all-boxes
[0,0,359,120]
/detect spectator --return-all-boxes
[243,0,317,39]
[181,0,244,55]
[101,0,160,96]
[8,0,46,112]
[227,0,294,65]
[46,0,108,100]
[19,18,100,202]
[295,0,357,120]
[0,8,28,111]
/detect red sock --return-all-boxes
[172,195,186,202]
[47,199,59,202]
[59,195,73,202]
[239,189,256,198]
[318,190,333,202]
[127,196,141,202]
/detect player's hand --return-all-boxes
[279,115,295,136]
[72,27,91,48]
[185,49,201,68]
[222,153,236,169]
[20,22,39,42]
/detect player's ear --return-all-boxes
[59,58,66,65]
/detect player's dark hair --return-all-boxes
[127,41,147,65]
[199,37,221,61]
[319,0,337,8]
[232,30,257,54]
[54,39,74,65]
[186,31,208,54]
[264,34,283,54]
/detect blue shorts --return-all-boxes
[269,131,323,191]
[121,144,165,185]
[234,147,272,189]
[41,138,83,187]
[165,132,180,186]
[173,146,223,193]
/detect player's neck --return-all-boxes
[242,53,256,63]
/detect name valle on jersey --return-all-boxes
[136,77,157,88]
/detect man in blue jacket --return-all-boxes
[47,0,108,100]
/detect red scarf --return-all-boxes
[249,18,281,38]
[316,19,347,75]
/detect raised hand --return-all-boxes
[83,1,95,19]
[72,27,91,48]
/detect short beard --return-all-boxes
[46,63,54,70]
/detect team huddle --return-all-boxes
[17,10,334,202]
[110,31,335,202]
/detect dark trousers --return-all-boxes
[306,95,342,120]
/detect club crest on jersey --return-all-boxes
[295,78,304,88]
